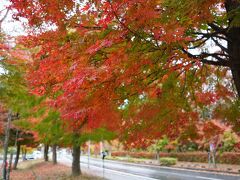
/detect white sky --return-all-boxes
[0,0,26,73]
[0,0,26,36]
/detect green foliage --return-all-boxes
[0,51,61,147]
[159,157,177,166]
[220,131,238,152]
[186,142,198,152]
[8,146,17,154]
[215,100,240,133]
[0,58,43,118]
[62,128,116,146]
[13,119,32,130]
[112,151,240,165]
[152,136,169,152]
[35,110,65,145]
[82,128,116,143]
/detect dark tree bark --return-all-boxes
[71,118,87,176]
[72,144,81,176]
[52,144,57,164]
[44,144,49,161]
[2,112,12,180]
[225,0,240,96]
[7,153,13,180]
[13,143,21,170]
[183,1,240,97]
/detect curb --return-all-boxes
[173,165,240,176]
[101,157,240,176]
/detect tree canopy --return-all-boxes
[0,0,236,153]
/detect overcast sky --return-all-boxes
[0,0,25,36]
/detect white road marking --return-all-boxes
[81,162,224,180]
[82,164,159,180]
[85,157,236,177]
[60,155,226,180]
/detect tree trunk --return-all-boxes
[2,112,12,180]
[72,144,81,176]
[156,150,160,162]
[229,25,240,96]
[44,144,49,161]
[225,0,240,96]
[212,151,217,168]
[52,144,57,164]
[7,153,13,180]
[24,149,27,160]
[13,143,21,170]
[22,147,25,161]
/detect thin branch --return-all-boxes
[214,35,228,41]
[0,8,10,31]
[188,38,209,49]
[201,52,229,58]
[107,0,149,44]
[79,25,103,30]
[180,71,187,96]
[107,0,136,35]
[193,32,217,37]
[211,37,228,53]
[181,48,229,67]
[0,8,7,14]
[193,31,227,41]
[200,59,228,66]
[208,23,227,35]
[189,35,208,43]
[79,116,88,129]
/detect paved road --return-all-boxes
[58,153,240,180]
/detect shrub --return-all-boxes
[159,157,177,166]
[219,131,238,152]
[130,152,154,159]
[111,151,240,165]
[159,152,208,163]
[153,136,169,152]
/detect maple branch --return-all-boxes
[189,30,227,49]
[0,7,8,14]
[0,8,10,31]
[107,0,149,43]
[0,8,9,23]
[193,32,227,41]
[180,71,187,96]
[214,35,228,41]
[107,0,133,32]
[79,25,102,30]
[182,49,230,67]
[200,52,229,64]
[208,23,227,35]
[211,37,228,53]
[79,116,88,130]
[188,38,209,49]
[200,59,228,66]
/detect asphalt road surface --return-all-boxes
[58,153,240,180]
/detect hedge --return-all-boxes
[159,157,177,166]
[111,151,240,165]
